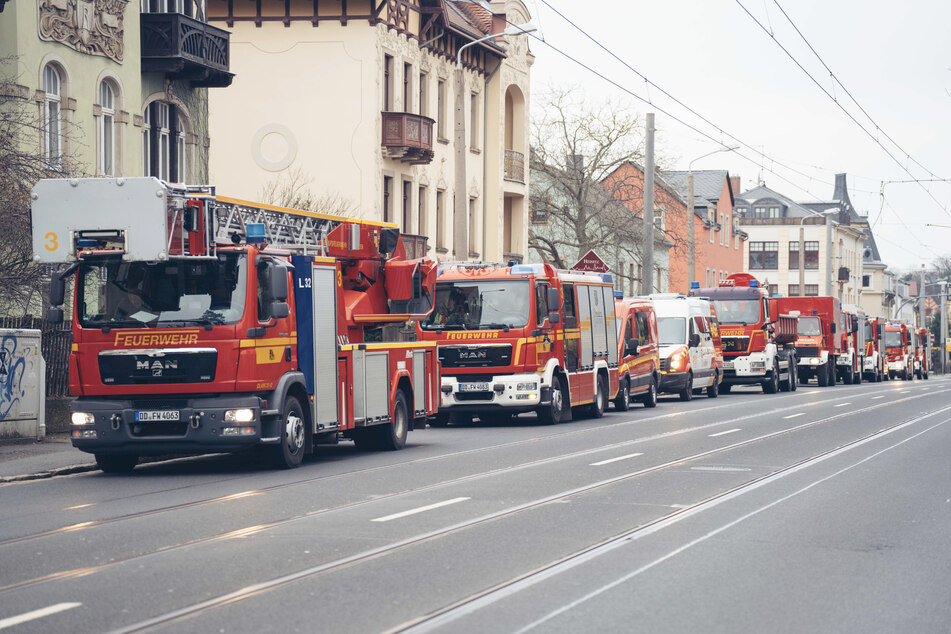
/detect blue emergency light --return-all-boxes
[690,281,700,289]
[246,223,267,244]
[614,291,623,299]
[749,279,759,287]
[77,238,98,248]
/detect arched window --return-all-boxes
[98,81,116,175]
[143,101,187,182]
[42,64,62,161]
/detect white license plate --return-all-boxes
[458,382,491,392]
[135,410,180,422]
[722,361,734,370]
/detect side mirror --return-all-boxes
[688,333,701,348]
[50,274,66,307]
[269,265,289,301]
[547,287,559,309]
[183,204,201,233]
[548,311,560,325]
[270,301,289,319]
[626,338,638,356]
[47,306,64,324]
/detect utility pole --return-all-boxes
[640,112,655,295]
[919,264,926,330]
[825,214,834,297]
[453,65,467,259]
[687,173,695,286]
[942,281,948,374]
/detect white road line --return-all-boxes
[804,390,822,394]
[872,395,885,399]
[0,603,81,630]
[371,497,470,523]
[709,428,741,437]
[690,466,751,472]
[590,453,644,467]
[900,390,910,394]
[834,402,851,408]
[783,413,805,419]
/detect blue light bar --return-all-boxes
[614,291,623,299]
[600,273,614,284]
[246,223,267,244]
[749,279,759,287]
[690,281,700,289]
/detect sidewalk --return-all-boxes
[0,433,98,482]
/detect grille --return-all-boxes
[455,392,494,401]
[99,350,217,385]
[796,346,820,358]
[660,358,671,372]
[721,337,750,353]
[439,345,513,368]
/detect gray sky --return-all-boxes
[526,0,950,272]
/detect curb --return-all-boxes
[0,463,99,484]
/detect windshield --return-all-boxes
[884,331,903,349]
[798,317,821,336]
[657,317,686,346]
[711,299,761,325]
[77,253,247,328]
[420,280,530,330]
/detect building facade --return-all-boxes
[206,0,532,263]
[1,0,231,181]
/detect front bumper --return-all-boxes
[887,361,906,372]
[659,371,690,393]
[69,395,272,456]
[439,374,551,414]
[722,353,769,384]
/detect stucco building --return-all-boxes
[1,0,232,181]
[207,0,533,263]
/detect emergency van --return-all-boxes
[650,295,724,400]
[614,296,660,409]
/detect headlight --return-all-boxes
[71,412,95,426]
[224,409,255,423]
[751,361,766,371]
[517,382,538,391]
[809,358,820,365]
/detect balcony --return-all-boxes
[504,149,525,182]
[401,233,429,259]
[141,13,234,88]
[381,112,434,165]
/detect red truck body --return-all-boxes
[862,317,886,382]
[913,327,931,380]
[775,296,842,387]
[883,322,912,380]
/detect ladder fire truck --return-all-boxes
[32,177,439,472]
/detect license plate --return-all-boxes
[135,410,180,422]
[723,361,734,370]
[458,382,490,392]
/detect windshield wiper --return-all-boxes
[478,323,511,332]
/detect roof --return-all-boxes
[734,184,818,219]
[662,170,729,204]
[453,1,493,34]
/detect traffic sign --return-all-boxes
[572,249,609,273]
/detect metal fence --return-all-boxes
[0,317,71,398]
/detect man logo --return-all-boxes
[137,359,178,376]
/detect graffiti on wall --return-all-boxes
[0,335,27,421]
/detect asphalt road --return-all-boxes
[1,376,950,633]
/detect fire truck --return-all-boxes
[418,263,619,425]
[774,296,842,387]
[837,304,866,384]
[689,273,798,393]
[32,177,439,472]
[913,327,931,380]
[883,322,911,380]
[862,317,886,382]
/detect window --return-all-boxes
[419,73,429,117]
[383,55,393,111]
[752,205,781,219]
[561,284,577,328]
[469,92,479,149]
[720,216,727,245]
[788,284,800,296]
[143,101,186,182]
[418,185,428,237]
[383,176,393,223]
[535,283,549,326]
[804,284,819,296]
[98,81,116,176]
[803,241,819,269]
[403,63,412,112]
[401,180,412,232]
[733,205,747,217]
[436,79,446,139]
[142,0,195,15]
[42,64,62,162]
[709,220,715,243]
[634,311,650,345]
[749,241,778,270]
[862,275,870,287]
[468,197,477,256]
[435,189,445,250]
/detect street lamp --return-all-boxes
[686,145,739,285]
[456,21,537,67]
[797,208,837,297]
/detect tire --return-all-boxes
[780,362,791,392]
[587,373,608,418]
[854,365,861,384]
[843,365,853,384]
[642,376,658,408]
[375,389,409,451]
[430,411,450,427]
[790,363,798,391]
[271,395,306,468]
[613,377,631,411]
[817,363,829,387]
[763,361,779,394]
[96,454,138,474]
[706,371,719,398]
[924,372,929,380]
[679,372,694,401]
[720,382,732,394]
[538,375,565,425]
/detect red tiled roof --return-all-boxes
[453,1,492,35]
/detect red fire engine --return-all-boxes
[418,263,619,425]
[913,327,931,380]
[774,296,842,387]
[883,322,912,380]
[32,177,439,472]
[862,317,886,382]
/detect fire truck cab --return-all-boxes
[884,322,911,381]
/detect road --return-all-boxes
[2,377,951,633]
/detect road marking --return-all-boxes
[804,390,821,394]
[872,395,884,399]
[0,603,81,630]
[590,453,643,466]
[783,413,805,419]
[691,466,751,472]
[709,428,741,437]
[900,390,910,394]
[834,402,851,408]
[371,497,470,523]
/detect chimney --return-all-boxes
[833,173,848,202]
[730,176,741,194]
[490,1,506,39]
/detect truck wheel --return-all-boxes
[843,366,853,384]
[272,395,306,468]
[720,382,732,394]
[538,375,565,425]
[706,372,719,398]
[430,412,450,427]
[613,376,631,411]
[96,454,138,474]
[855,367,862,384]
[375,389,409,451]
[790,364,798,391]
[762,361,779,394]
[586,373,608,418]
[679,372,694,401]
[642,376,658,408]
[817,364,828,387]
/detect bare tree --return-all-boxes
[259,165,357,217]
[0,58,82,317]
[528,87,670,291]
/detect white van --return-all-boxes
[649,294,724,400]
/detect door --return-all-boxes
[311,264,339,429]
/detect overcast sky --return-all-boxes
[525,0,950,273]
